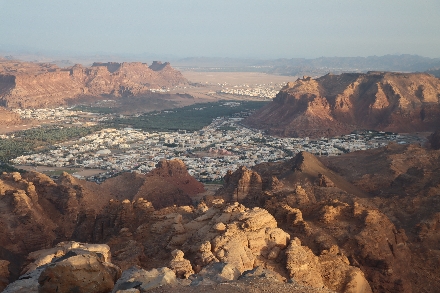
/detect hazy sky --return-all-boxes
[1,0,439,59]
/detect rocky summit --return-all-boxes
[1,142,440,292]
[244,72,440,138]
[0,60,187,108]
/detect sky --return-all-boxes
[1,0,439,59]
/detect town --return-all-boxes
[11,106,424,182]
[218,83,283,99]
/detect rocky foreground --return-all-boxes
[0,141,440,292]
[245,71,440,138]
[0,60,187,108]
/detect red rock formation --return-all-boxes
[100,159,205,209]
[245,72,440,138]
[3,148,440,292]
[145,159,205,199]
[0,160,203,278]
[0,59,187,108]
[212,146,440,292]
[214,166,263,204]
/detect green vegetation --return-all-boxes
[0,125,102,163]
[43,169,77,177]
[0,163,24,173]
[104,101,268,132]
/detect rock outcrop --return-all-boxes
[168,250,194,279]
[214,166,263,204]
[111,266,177,293]
[0,160,203,278]
[2,145,440,292]
[37,253,121,293]
[0,60,187,108]
[6,203,368,292]
[211,146,440,292]
[133,159,205,208]
[286,238,371,293]
[3,242,121,293]
[245,72,440,138]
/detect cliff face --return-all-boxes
[3,146,440,292]
[0,159,202,279]
[212,144,440,293]
[245,72,440,138]
[0,60,187,108]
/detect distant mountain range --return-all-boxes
[175,55,440,77]
[2,52,440,77]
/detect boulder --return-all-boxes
[38,253,121,293]
[189,262,241,286]
[239,266,285,282]
[168,250,194,279]
[2,266,45,293]
[286,238,372,293]
[22,241,112,274]
[112,266,177,292]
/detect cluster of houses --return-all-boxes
[219,83,283,99]
[12,107,92,121]
[11,113,418,182]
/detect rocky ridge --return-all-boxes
[3,197,372,293]
[1,143,440,292]
[211,144,440,293]
[0,60,187,108]
[0,159,202,281]
[245,72,440,138]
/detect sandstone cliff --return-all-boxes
[4,202,370,293]
[0,60,187,108]
[0,159,202,280]
[2,145,440,292]
[245,72,440,138]
[212,145,440,293]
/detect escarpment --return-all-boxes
[0,60,187,108]
[245,72,440,138]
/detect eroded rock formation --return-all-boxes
[2,144,440,292]
[245,72,440,138]
[0,159,203,279]
[0,60,187,108]
[212,146,440,293]
[3,242,120,293]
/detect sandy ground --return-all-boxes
[169,71,293,102]
[0,119,48,134]
[181,71,293,85]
